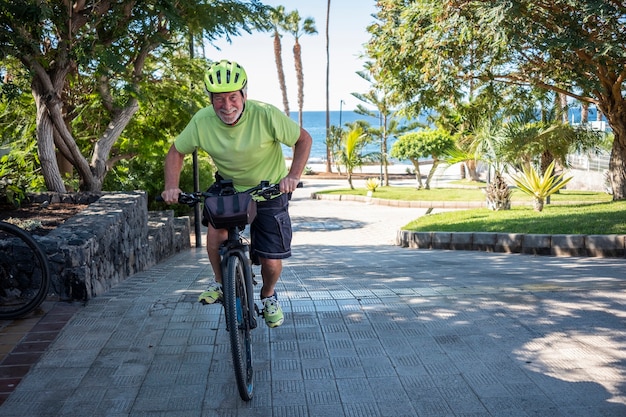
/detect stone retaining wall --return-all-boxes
[396,230,626,258]
[31,191,190,301]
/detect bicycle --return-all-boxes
[161,180,301,401]
[0,221,51,320]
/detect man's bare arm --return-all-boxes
[281,127,312,193]
[162,144,186,203]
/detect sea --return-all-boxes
[285,108,605,164]
[281,110,395,162]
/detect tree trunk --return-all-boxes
[273,32,289,116]
[602,105,626,200]
[381,113,389,186]
[559,92,568,124]
[91,100,139,186]
[32,73,140,193]
[465,159,479,181]
[540,150,554,175]
[410,158,423,189]
[325,0,331,173]
[581,102,589,123]
[424,160,440,190]
[30,62,98,192]
[34,92,66,193]
[608,135,626,200]
[293,40,304,126]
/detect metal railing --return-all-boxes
[567,151,610,172]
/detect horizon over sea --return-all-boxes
[285,108,602,164]
[282,110,399,162]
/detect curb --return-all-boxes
[311,192,625,258]
[396,230,625,258]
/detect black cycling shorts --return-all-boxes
[250,192,292,264]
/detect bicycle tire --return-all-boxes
[0,222,51,320]
[223,254,254,401]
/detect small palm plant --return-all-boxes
[365,177,380,192]
[511,160,572,212]
[337,126,367,189]
[484,171,512,211]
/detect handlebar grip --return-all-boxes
[155,196,164,202]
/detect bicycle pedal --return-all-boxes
[254,303,262,317]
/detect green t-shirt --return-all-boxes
[174,100,300,191]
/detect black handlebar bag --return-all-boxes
[203,193,257,229]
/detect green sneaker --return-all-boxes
[198,282,223,305]
[261,293,284,328]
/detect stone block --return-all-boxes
[551,234,587,257]
[522,234,552,255]
[495,233,523,253]
[472,232,496,252]
[395,230,410,247]
[450,232,473,250]
[585,235,625,257]
[432,232,451,250]
[411,232,432,249]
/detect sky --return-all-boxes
[208,1,379,112]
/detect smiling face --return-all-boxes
[211,91,246,125]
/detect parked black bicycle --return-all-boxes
[162,180,301,401]
[0,221,51,319]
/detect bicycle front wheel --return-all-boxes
[223,254,254,401]
[0,222,51,319]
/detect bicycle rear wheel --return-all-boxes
[223,254,254,401]
[0,222,51,319]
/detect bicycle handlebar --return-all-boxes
[156,181,303,206]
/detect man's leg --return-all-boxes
[198,225,227,304]
[258,257,284,328]
[206,225,227,282]
[259,258,282,298]
[250,194,291,327]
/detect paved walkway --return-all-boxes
[1,179,625,416]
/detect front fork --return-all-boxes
[220,242,258,330]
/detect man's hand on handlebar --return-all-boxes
[279,176,301,194]
[161,188,182,204]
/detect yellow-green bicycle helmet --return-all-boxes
[204,60,248,93]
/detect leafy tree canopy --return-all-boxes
[367,0,626,199]
[0,0,272,193]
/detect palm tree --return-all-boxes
[498,113,602,176]
[326,124,344,173]
[284,11,317,126]
[270,6,289,116]
[337,126,367,189]
[353,64,422,186]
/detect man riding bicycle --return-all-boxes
[161,60,312,328]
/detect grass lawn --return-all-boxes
[316,187,625,235]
